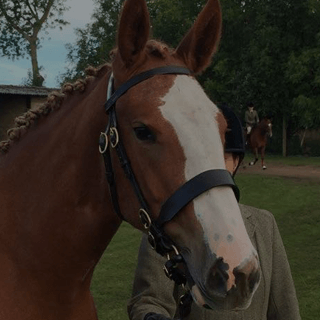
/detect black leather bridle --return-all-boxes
[99,65,240,287]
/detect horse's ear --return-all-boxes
[174,0,222,74]
[117,0,150,68]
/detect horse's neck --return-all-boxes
[0,73,121,283]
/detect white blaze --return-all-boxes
[160,76,225,177]
[160,76,256,287]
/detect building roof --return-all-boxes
[0,85,58,96]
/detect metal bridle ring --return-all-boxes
[147,232,156,249]
[110,127,119,148]
[163,265,171,278]
[139,208,152,229]
[99,132,109,154]
[167,245,180,260]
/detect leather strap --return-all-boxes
[101,66,192,221]
[105,66,191,112]
[110,107,150,212]
[156,169,239,227]
[99,131,125,220]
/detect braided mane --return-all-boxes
[0,64,110,155]
[0,40,173,156]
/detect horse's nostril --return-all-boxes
[207,258,229,296]
[233,269,247,297]
[248,268,261,292]
[233,260,261,297]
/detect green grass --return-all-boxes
[91,173,320,320]
[244,154,320,166]
[236,173,320,320]
[91,223,141,320]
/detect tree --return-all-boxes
[204,0,320,155]
[148,0,206,47]
[60,0,206,83]
[60,0,123,83]
[0,0,69,86]
[61,0,320,155]
[286,32,320,130]
[148,0,320,155]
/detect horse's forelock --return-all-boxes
[145,40,172,59]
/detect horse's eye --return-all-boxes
[134,126,156,142]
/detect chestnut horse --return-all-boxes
[247,117,273,169]
[0,0,260,319]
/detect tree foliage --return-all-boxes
[59,0,123,83]
[62,0,320,153]
[204,0,320,151]
[286,33,320,129]
[0,0,69,86]
[148,0,206,47]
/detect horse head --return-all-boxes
[261,118,273,138]
[266,119,273,138]
[106,0,260,310]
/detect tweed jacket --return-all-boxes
[245,110,259,126]
[127,204,301,320]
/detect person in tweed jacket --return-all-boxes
[128,203,301,320]
[127,107,300,320]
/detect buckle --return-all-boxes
[139,208,152,229]
[163,246,186,286]
[148,232,156,249]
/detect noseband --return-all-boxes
[99,66,240,287]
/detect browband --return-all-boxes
[105,66,191,112]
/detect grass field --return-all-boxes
[236,174,320,320]
[244,154,320,167]
[91,161,320,320]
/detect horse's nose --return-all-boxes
[206,257,230,296]
[206,253,260,299]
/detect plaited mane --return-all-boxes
[0,64,111,155]
[0,39,173,156]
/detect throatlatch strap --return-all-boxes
[156,169,240,227]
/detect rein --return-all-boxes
[99,66,240,315]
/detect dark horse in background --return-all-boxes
[246,117,273,169]
[0,0,261,319]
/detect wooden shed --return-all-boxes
[0,85,57,141]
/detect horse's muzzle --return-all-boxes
[190,251,261,310]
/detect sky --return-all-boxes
[0,0,95,88]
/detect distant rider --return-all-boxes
[245,102,259,135]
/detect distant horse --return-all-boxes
[0,0,260,319]
[247,117,273,169]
